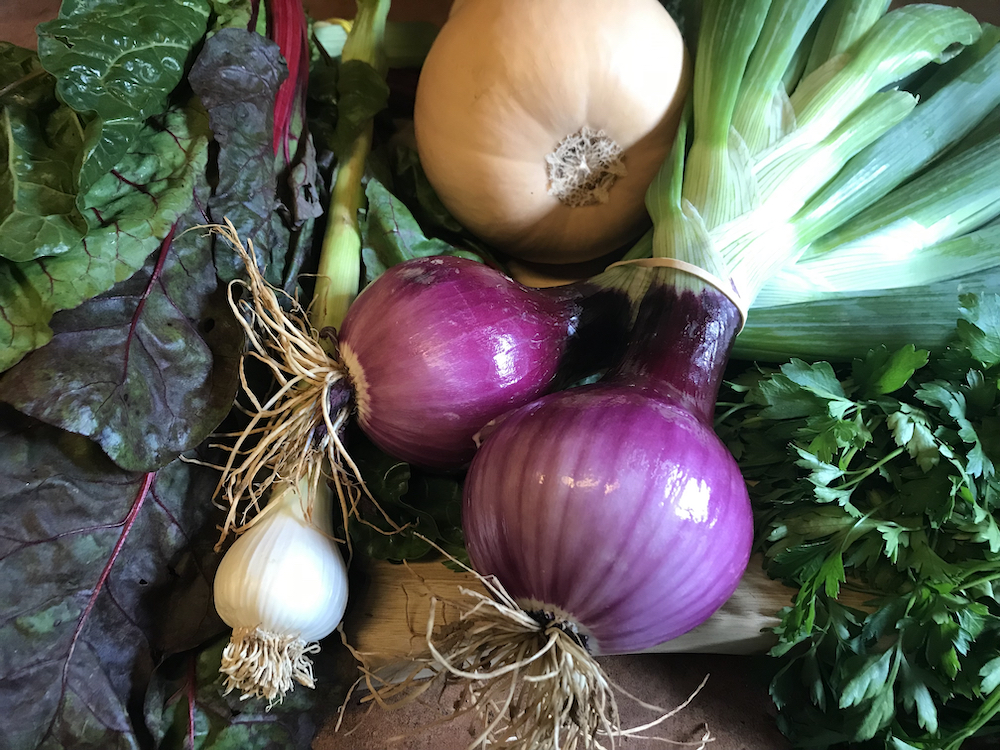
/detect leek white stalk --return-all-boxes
[214,470,349,703]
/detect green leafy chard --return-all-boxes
[0,100,208,373]
[143,634,354,750]
[35,0,212,193]
[346,426,469,566]
[719,294,1000,748]
[0,21,327,472]
[0,1,341,746]
[360,176,483,285]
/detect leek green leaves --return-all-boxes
[644,0,1000,349]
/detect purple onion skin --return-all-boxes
[339,256,619,470]
[463,280,754,654]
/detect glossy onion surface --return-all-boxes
[339,256,575,470]
[463,384,754,654]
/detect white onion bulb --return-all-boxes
[213,474,349,703]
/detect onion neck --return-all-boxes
[535,264,640,388]
[269,467,334,535]
[605,268,741,424]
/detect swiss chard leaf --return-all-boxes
[0,406,225,750]
[188,27,288,285]
[361,177,482,285]
[346,426,469,565]
[0,213,243,472]
[388,143,465,235]
[0,104,208,373]
[0,104,244,472]
[330,59,389,159]
[0,53,87,262]
[36,0,212,193]
[0,28,316,472]
[143,634,353,750]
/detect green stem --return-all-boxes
[958,569,1000,593]
[310,0,390,335]
[0,67,47,101]
[313,129,373,333]
[942,687,1000,750]
[839,446,905,489]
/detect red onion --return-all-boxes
[336,255,631,470]
[462,274,754,652]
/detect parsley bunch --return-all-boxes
[719,294,1000,749]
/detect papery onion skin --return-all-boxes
[462,276,754,654]
[338,256,585,470]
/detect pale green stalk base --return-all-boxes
[310,0,391,335]
[312,126,371,333]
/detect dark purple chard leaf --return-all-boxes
[143,635,354,750]
[0,190,244,472]
[0,406,226,750]
[188,28,288,285]
[278,135,325,294]
[36,0,212,193]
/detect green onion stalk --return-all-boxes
[204,0,391,707]
[312,0,390,334]
[211,0,391,543]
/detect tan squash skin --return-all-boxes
[414,0,690,263]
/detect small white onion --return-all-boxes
[214,474,349,703]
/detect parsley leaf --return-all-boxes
[722,294,1000,748]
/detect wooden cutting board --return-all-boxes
[341,555,872,676]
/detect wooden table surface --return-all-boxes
[2,2,997,749]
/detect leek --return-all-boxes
[790,25,1000,248]
[801,0,891,78]
[734,263,1000,361]
[643,0,983,323]
[629,1,997,365]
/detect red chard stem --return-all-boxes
[267,0,309,159]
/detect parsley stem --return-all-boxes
[958,569,1000,592]
[942,686,1000,750]
[839,446,905,488]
